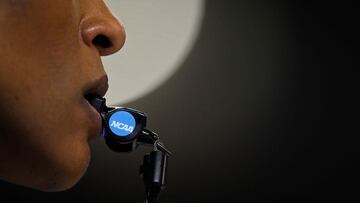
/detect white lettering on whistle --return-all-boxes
[110,120,134,132]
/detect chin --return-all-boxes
[33,140,91,192]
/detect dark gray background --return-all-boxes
[1,1,350,202]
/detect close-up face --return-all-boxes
[0,0,125,192]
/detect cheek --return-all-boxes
[0,56,93,191]
[0,93,92,191]
[0,0,83,87]
[0,0,100,191]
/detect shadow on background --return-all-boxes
[1,1,350,202]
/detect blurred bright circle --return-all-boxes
[103,0,205,105]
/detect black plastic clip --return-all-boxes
[140,151,169,203]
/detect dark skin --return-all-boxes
[0,0,125,191]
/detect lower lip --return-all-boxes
[84,98,103,140]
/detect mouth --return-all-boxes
[82,75,109,140]
[83,75,109,100]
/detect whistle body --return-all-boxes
[102,107,147,152]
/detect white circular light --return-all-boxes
[103,0,205,105]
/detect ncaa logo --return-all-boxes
[108,111,136,136]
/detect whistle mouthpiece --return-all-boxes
[87,97,106,113]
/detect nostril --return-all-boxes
[81,17,125,56]
[92,34,113,49]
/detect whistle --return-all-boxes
[87,97,171,203]
[88,97,171,155]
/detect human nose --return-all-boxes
[80,6,126,56]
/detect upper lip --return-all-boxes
[83,75,109,99]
